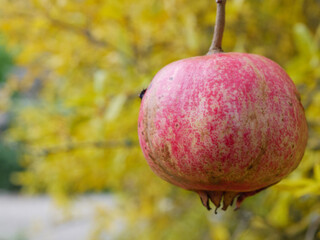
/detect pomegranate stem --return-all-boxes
[207,0,227,55]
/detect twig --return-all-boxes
[302,79,320,110]
[309,143,320,151]
[46,14,138,65]
[35,140,138,156]
[2,11,136,63]
[46,15,108,48]
[305,214,320,240]
[208,0,227,54]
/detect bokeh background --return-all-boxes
[0,0,320,239]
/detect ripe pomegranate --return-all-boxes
[138,53,308,211]
[138,1,308,211]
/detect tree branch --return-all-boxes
[45,14,138,65]
[35,140,138,156]
[302,79,320,110]
[45,15,108,48]
[2,11,136,63]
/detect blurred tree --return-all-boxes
[0,142,23,191]
[0,0,320,239]
[0,42,22,191]
[0,43,13,84]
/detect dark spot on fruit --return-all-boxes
[247,164,253,170]
[210,176,221,184]
[175,123,179,128]
[161,145,172,165]
[249,113,257,120]
[291,144,294,149]
[288,102,293,106]
[169,77,173,80]
[281,118,284,122]
[148,153,156,164]
[139,88,147,99]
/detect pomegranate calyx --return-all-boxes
[196,188,269,212]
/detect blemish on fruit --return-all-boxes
[139,88,147,99]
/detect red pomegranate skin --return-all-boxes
[138,53,308,210]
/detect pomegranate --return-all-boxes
[138,1,308,211]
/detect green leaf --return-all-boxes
[293,23,317,57]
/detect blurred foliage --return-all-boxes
[0,0,320,239]
[0,41,22,191]
[0,43,14,84]
[0,141,23,191]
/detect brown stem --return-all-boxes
[207,0,227,55]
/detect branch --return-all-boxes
[2,11,136,63]
[208,0,227,54]
[302,79,320,110]
[309,144,320,151]
[35,139,138,156]
[305,214,320,240]
[45,15,108,48]
[45,14,137,65]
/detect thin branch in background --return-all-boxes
[310,143,320,151]
[1,11,136,64]
[303,79,320,110]
[45,14,137,66]
[231,210,252,240]
[2,11,107,47]
[305,214,320,240]
[46,15,108,48]
[35,139,138,156]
